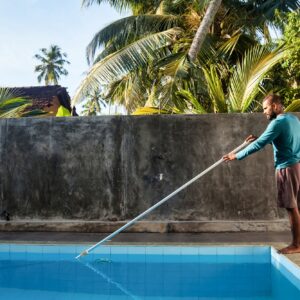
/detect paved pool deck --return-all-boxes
[0,231,300,267]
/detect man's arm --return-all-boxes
[223,120,281,161]
[223,135,257,161]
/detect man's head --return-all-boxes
[262,94,284,121]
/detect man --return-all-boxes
[223,94,300,254]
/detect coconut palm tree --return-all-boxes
[81,88,107,116]
[74,1,225,109]
[34,45,70,85]
[73,0,299,113]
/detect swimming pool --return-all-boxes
[0,245,299,299]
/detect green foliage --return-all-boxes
[175,90,207,114]
[76,0,299,115]
[227,46,286,112]
[281,10,300,81]
[81,88,107,116]
[87,14,179,64]
[132,106,176,115]
[34,45,70,85]
[0,88,31,118]
[264,10,300,106]
[202,65,226,112]
[72,28,182,106]
[284,99,300,112]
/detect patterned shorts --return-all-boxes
[276,162,300,209]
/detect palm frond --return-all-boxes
[0,88,36,118]
[0,98,30,118]
[21,109,47,117]
[218,30,258,58]
[72,28,182,106]
[0,87,23,101]
[132,106,174,115]
[93,44,118,64]
[0,97,28,109]
[0,104,30,118]
[175,89,207,114]
[87,14,179,64]
[99,70,148,113]
[284,99,300,112]
[82,0,147,12]
[248,0,300,23]
[202,65,227,112]
[157,52,189,78]
[150,52,194,110]
[227,45,286,112]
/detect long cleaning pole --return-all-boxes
[76,141,248,259]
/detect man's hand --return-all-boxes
[223,153,237,161]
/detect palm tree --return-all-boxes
[73,0,299,113]
[34,45,70,85]
[188,0,223,62]
[81,88,107,116]
[73,1,217,110]
[202,45,287,113]
[0,88,31,118]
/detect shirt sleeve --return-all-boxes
[236,120,282,160]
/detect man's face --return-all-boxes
[263,99,277,121]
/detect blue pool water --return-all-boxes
[0,245,299,299]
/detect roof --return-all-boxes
[6,85,71,111]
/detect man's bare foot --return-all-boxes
[278,245,300,254]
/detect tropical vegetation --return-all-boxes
[34,45,70,86]
[265,9,300,109]
[73,0,300,114]
[0,88,31,118]
[81,88,107,116]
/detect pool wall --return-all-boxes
[1,245,300,299]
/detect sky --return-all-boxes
[0,0,124,100]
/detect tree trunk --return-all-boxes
[188,0,223,62]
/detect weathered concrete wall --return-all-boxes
[0,114,298,232]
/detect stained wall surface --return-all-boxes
[1,114,297,225]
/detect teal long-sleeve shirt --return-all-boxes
[236,113,300,169]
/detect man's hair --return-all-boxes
[263,94,283,105]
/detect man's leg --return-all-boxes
[277,163,300,254]
[279,207,300,254]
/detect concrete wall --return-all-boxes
[0,114,298,232]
